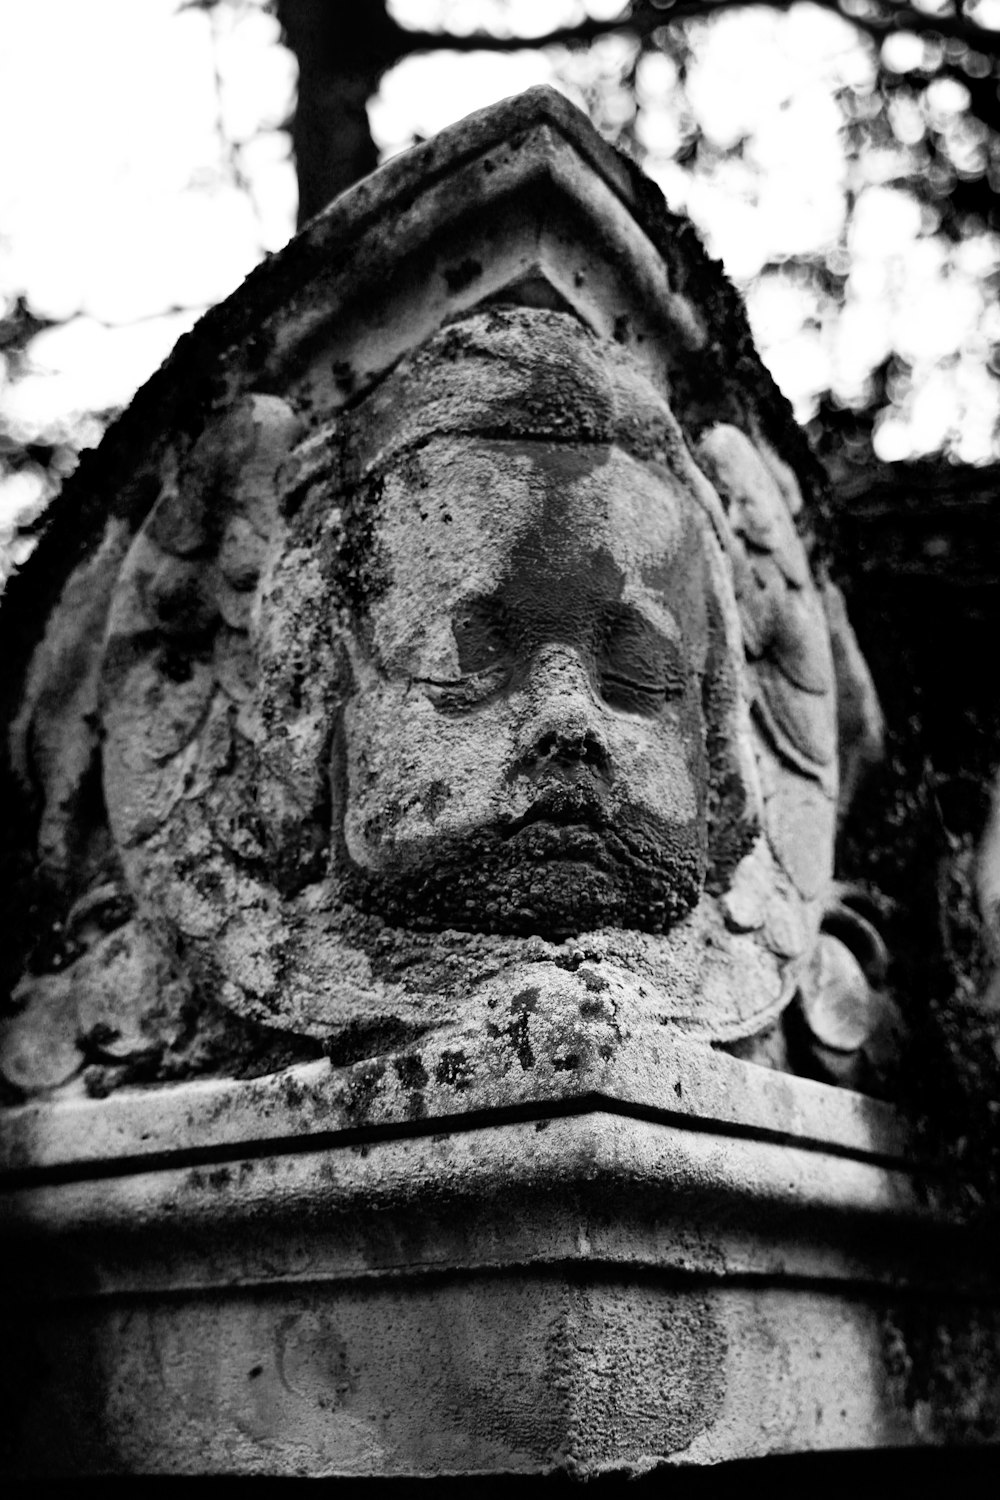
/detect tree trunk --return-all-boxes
[277,0,400,227]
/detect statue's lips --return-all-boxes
[501,786,611,855]
[507,823,610,864]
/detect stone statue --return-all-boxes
[0,87,887,1099]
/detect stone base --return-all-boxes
[3,1020,999,1477]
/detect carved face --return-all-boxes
[6,310,846,1055]
[337,438,718,937]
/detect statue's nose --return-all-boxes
[517,645,611,785]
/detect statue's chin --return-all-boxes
[341,816,706,939]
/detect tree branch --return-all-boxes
[389,9,638,56]
[387,0,1000,65]
[276,0,1000,225]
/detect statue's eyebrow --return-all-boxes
[618,589,682,644]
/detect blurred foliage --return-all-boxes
[0,0,289,584]
[0,297,93,581]
[534,4,1000,475]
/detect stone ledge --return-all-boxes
[3,1108,985,1313]
[4,1038,997,1476]
[0,1028,907,1182]
[4,1111,998,1475]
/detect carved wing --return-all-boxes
[696,424,837,795]
[98,393,348,976]
[0,395,326,1095]
[695,423,840,940]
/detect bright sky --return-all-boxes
[1,0,998,542]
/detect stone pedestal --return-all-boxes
[5,994,996,1477]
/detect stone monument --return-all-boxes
[1,87,997,1479]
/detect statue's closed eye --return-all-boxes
[597,606,688,715]
[452,600,510,675]
[418,598,689,717]
[415,598,511,712]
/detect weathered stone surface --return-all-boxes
[0,87,884,1097]
[4,86,993,1480]
[3,1027,996,1477]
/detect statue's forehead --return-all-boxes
[338,307,689,477]
[374,435,701,580]
[367,436,710,672]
